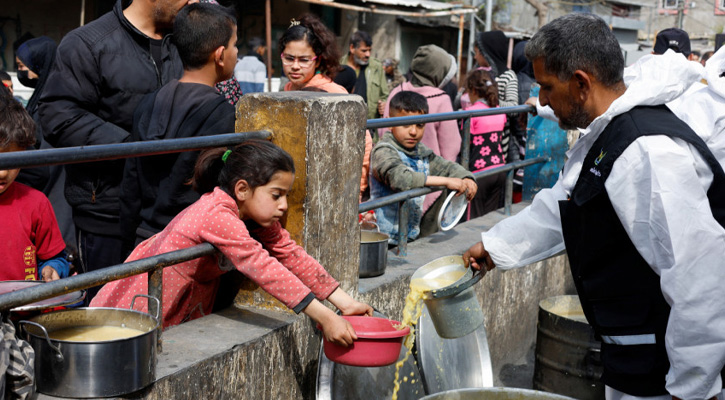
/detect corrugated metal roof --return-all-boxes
[360,0,459,10]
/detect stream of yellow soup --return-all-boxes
[391,270,465,400]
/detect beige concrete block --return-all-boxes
[234,92,367,311]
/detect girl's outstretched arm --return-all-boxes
[326,288,374,317]
[304,299,357,347]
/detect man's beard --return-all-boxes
[353,55,369,66]
[558,100,592,130]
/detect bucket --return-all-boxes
[360,230,389,278]
[533,295,604,400]
[411,256,484,339]
[419,387,577,400]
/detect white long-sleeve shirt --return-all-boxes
[483,50,725,399]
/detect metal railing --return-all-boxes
[359,157,545,256]
[0,104,543,312]
[0,131,269,314]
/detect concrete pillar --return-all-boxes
[234,92,367,311]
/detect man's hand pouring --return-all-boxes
[463,242,496,274]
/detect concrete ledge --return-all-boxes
[37,203,574,399]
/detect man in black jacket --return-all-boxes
[38,0,190,301]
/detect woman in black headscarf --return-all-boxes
[474,31,519,108]
[16,36,56,121]
[16,36,77,260]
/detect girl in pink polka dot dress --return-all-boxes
[91,140,373,346]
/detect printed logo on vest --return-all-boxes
[594,149,607,166]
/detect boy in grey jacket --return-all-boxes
[370,91,477,244]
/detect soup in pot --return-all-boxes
[49,326,146,342]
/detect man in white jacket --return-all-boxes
[465,13,725,400]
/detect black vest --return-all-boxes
[559,105,725,396]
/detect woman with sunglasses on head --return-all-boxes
[279,15,347,93]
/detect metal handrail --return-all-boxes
[365,104,534,129]
[359,157,547,255]
[359,157,545,213]
[0,244,216,312]
[0,131,271,170]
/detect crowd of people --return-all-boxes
[1,0,725,398]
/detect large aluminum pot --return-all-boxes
[359,230,389,278]
[20,295,159,398]
[419,387,577,400]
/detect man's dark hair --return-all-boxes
[702,50,714,64]
[525,13,624,87]
[389,91,428,115]
[350,31,372,48]
[174,3,237,70]
[0,93,36,149]
[0,71,11,81]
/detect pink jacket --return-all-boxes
[284,74,348,94]
[91,188,338,329]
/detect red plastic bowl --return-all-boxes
[321,316,410,367]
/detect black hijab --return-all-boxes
[512,40,534,79]
[475,31,509,78]
[16,36,57,115]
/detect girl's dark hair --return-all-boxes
[278,14,341,79]
[192,139,295,195]
[0,94,36,149]
[465,69,499,108]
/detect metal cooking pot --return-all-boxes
[411,256,484,339]
[360,230,389,278]
[20,295,159,398]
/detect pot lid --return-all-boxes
[437,191,468,231]
[415,304,493,394]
